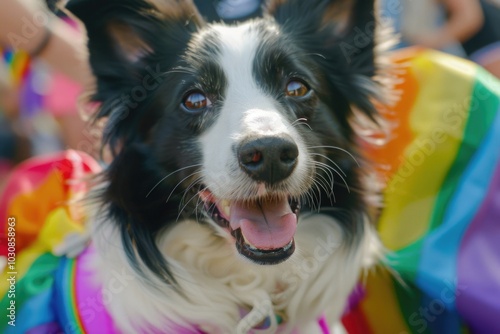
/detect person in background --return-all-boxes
[0,0,92,87]
[0,0,101,192]
[0,63,19,189]
[405,0,500,78]
[194,0,263,22]
[0,1,97,162]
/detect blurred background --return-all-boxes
[0,0,499,192]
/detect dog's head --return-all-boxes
[68,0,382,282]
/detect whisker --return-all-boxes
[310,153,347,177]
[309,177,322,211]
[166,171,203,204]
[312,162,335,188]
[291,118,313,131]
[146,164,202,198]
[177,188,206,222]
[308,145,360,167]
[180,175,204,204]
[313,175,334,206]
[314,166,334,195]
[161,67,196,76]
[305,52,326,60]
[315,161,350,194]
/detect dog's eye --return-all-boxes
[285,80,309,97]
[182,91,211,112]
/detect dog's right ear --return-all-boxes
[67,0,202,78]
[66,0,203,149]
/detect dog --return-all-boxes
[65,0,385,332]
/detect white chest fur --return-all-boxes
[90,214,379,333]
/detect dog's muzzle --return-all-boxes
[200,135,301,265]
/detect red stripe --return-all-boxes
[341,306,373,334]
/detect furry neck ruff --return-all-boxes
[88,211,379,333]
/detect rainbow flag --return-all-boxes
[346,48,500,334]
[0,48,499,333]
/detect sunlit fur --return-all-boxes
[68,0,385,332]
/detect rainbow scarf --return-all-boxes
[1,48,499,333]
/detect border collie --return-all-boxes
[67,0,384,332]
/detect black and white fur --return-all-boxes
[67,0,384,332]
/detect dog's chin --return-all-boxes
[199,189,300,265]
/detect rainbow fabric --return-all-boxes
[1,48,31,87]
[1,47,45,118]
[0,48,499,333]
[343,48,500,334]
[0,150,100,333]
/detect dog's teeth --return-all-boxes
[283,240,293,251]
[242,233,256,248]
[221,200,231,217]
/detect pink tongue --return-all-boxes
[229,198,297,250]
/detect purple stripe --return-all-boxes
[318,314,331,334]
[456,160,500,334]
[344,285,365,314]
[26,322,62,334]
[75,246,121,334]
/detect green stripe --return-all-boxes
[0,253,60,333]
[388,240,424,280]
[392,278,432,334]
[429,68,500,231]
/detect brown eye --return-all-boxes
[285,80,309,97]
[182,91,211,112]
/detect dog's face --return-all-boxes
[68,0,380,281]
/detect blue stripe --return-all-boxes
[6,289,56,334]
[416,103,500,309]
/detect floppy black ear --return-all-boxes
[66,0,204,286]
[265,0,382,117]
[66,0,203,149]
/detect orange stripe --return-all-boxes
[366,47,422,182]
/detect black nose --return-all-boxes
[237,136,299,184]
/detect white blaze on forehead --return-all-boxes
[213,23,289,140]
[212,23,276,113]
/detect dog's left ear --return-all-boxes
[266,0,378,68]
[266,0,381,115]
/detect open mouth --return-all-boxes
[199,189,300,265]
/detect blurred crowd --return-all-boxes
[0,0,499,191]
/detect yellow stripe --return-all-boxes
[360,268,409,333]
[378,50,477,250]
